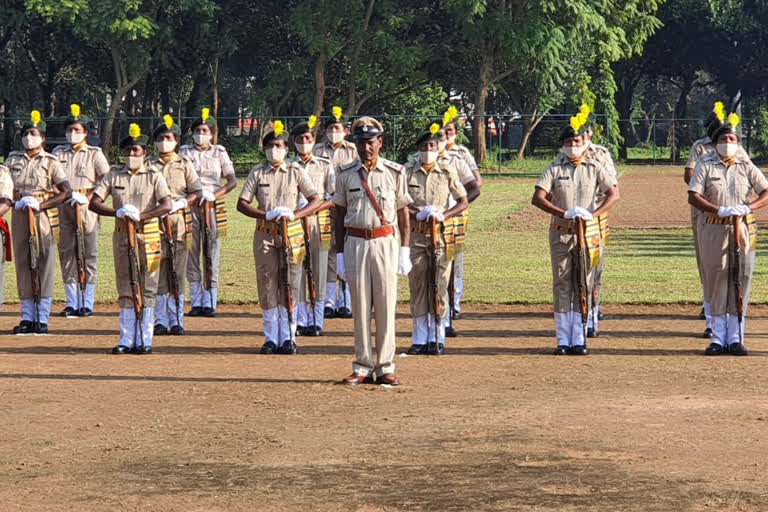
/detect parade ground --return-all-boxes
[1,165,768,510]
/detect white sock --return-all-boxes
[725,313,744,346]
[167,294,184,328]
[325,282,337,309]
[64,283,79,309]
[411,315,428,345]
[141,307,155,347]
[571,311,586,346]
[310,301,325,329]
[155,294,169,327]
[710,315,726,346]
[277,305,296,345]
[296,301,308,327]
[703,301,712,329]
[262,307,279,343]
[38,298,52,325]
[189,281,202,308]
[85,283,96,310]
[554,312,570,347]
[20,299,35,322]
[211,287,218,311]
[119,308,136,348]
[454,278,464,312]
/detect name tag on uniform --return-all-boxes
[710,177,721,181]
[258,183,270,188]
[409,184,420,188]
[557,176,570,180]
[350,187,360,192]
[115,185,126,190]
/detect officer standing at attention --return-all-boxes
[531,111,619,355]
[290,116,335,336]
[689,113,768,356]
[179,108,237,317]
[52,104,110,317]
[7,110,71,334]
[313,106,358,319]
[90,124,172,353]
[237,121,320,355]
[404,123,467,355]
[333,117,413,386]
[147,115,202,335]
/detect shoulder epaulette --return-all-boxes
[179,144,193,151]
[380,158,403,173]
[7,150,25,158]
[338,161,359,173]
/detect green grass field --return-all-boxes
[2,175,764,305]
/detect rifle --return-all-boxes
[279,217,295,343]
[301,216,317,329]
[74,202,87,309]
[430,217,441,350]
[446,260,456,337]
[202,200,214,307]
[27,208,41,327]
[163,214,181,328]
[574,217,591,343]
[127,221,144,348]
[732,215,744,344]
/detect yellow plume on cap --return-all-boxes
[30,110,41,126]
[70,104,81,119]
[308,115,318,130]
[570,116,580,132]
[429,123,440,136]
[713,102,725,123]
[201,107,210,122]
[332,106,342,121]
[728,112,740,128]
[580,103,591,116]
[163,114,174,130]
[129,123,141,138]
[443,105,459,127]
[274,120,284,137]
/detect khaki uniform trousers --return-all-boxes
[345,233,399,377]
[298,215,328,303]
[409,232,451,319]
[699,221,755,316]
[158,212,189,295]
[113,228,159,309]
[253,230,302,310]
[57,203,99,284]
[549,228,595,313]
[186,204,221,287]
[13,209,56,299]
[691,206,705,288]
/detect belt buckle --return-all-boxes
[364,227,373,239]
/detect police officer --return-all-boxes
[90,124,172,354]
[7,110,72,334]
[0,164,14,309]
[290,117,335,336]
[179,108,237,317]
[688,113,768,356]
[313,106,357,319]
[333,116,413,385]
[52,104,110,317]
[237,121,320,354]
[405,123,467,355]
[532,113,619,355]
[147,115,202,335]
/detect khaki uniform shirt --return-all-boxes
[93,164,172,229]
[588,143,618,202]
[51,144,110,191]
[178,144,235,192]
[147,154,202,241]
[333,158,412,229]
[0,165,14,201]
[689,152,768,214]
[290,154,335,199]
[5,150,67,197]
[686,137,715,170]
[536,152,618,221]
[239,161,317,211]
[405,161,466,213]
[447,144,479,173]
[313,140,358,173]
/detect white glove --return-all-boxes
[398,246,412,276]
[563,208,577,220]
[718,205,741,217]
[573,207,593,221]
[69,192,88,206]
[14,199,25,210]
[428,210,445,222]
[198,189,216,205]
[23,196,40,212]
[170,197,188,214]
[416,208,430,221]
[337,253,347,281]
[325,192,333,201]
[265,209,280,221]
[275,206,295,221]
[117,204,140,222]
[298,195,308,209]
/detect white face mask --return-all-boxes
[155,140,177,154]
[22,135,42,150]
[193,133,211,146]
[265,147,287,164]
[717,143,739,159]
[420,151,438,165]
[562,145,586,159]
[446,134,457,145]
[438,140,447,153]
[126,156,144,170]
[295,142,314,155]
[327,132,344,144]
[66,132,86,145]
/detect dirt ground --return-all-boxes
[1,303,768,511]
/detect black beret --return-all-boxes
[152,115,181,139]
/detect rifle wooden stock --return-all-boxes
[280,217,294,319]
[431,217,441,321]
[74,204,87,291]
[127,221,144,317]
[27,208,40,304]
[733,215,744,329]
[575,218,589,318]
[202,201,214,291]
[163,214,180,300]
[302,216,317,302]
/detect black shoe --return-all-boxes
[569,345,589,355]
[304,326,322,337]
[277,341,297,355]
[452,309,462,320]
[169,325,184,336]
[13,321,34,334]
[202,307,216,318]
[427,342,444,355]
[188,306,203,317]
[260,341,277,354]
[59,306,77,317]
[554,345,570,355]
[702,328,713,338]
[135,346,153,355]
[324,306,336,319]
[698,307,706,320]
[587,328,599,338]
[34,323,48,334]
[336,307,352,319]
[111,344,132,354]
[78,307,93,317]
[727,342,748,356]
[406,344,427,355]
[445,326,457,338]
[154,324,168,336]
[705,343,724,356]
[597,311,605,321]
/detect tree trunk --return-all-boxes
[102,46,141,158]
[312,52,329,121]
[346,0,376,115]
[473,45,494,164]
[517,114,543,160]
[671,75,695,161]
